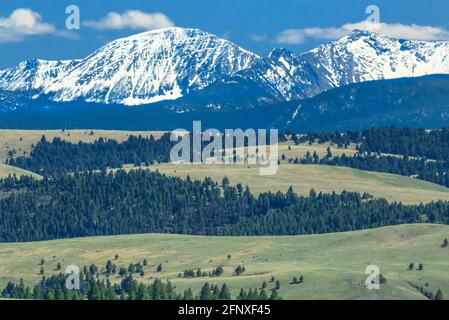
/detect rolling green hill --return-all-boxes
[1,224,448,300]
[147,163,449,204]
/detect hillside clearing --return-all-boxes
[0,162,42,179]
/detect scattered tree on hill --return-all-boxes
[118,267,127,277]
[213,266,224,277]
[234,265,246,276]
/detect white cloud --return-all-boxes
[0,8,55,43]
[276,21,449,44]
[83,10,174,30]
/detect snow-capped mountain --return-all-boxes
[0,27,258,106]
[1,28,449,108]
[214,29,449,104]
[216,48,322,101]
[0,59,71,92]
[301,29,449,92]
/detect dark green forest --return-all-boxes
[288,126,449,188]
[8,133,175,176]
[296,126,449,160]
[1,170,448,242]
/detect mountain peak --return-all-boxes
[0,27,259,106]
[119,27,211,41]
[347,29,376,39]
[268,48,296,60]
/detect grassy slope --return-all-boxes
[1,224,449,300]
[0,129,166,162]
[0,162,41,179]
[148,163,449,204]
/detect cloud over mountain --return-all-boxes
[83,10,175,31]
[276,21,449,44]
[0,8,55,43]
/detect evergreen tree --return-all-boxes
[435,289,444,300]
[275,280,281,290]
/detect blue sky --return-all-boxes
[1,0,449,68]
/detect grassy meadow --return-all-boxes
[1,224,448,300]
[0,162,42,179]
[147,163,449,204]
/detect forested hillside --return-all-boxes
[1,170,449,242]
[290,126,449,188]
[8,133,174,176]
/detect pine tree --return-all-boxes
[200,283,211,300]
[275,280,281,290]
[259,289,268,300]
[219,284,231,300]
[270,290,280,300]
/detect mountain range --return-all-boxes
[1,27,449,130]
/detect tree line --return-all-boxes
[1,170,449,242]
[294,126,449,160]
[1,260,279,300]
[8,133,175,176]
